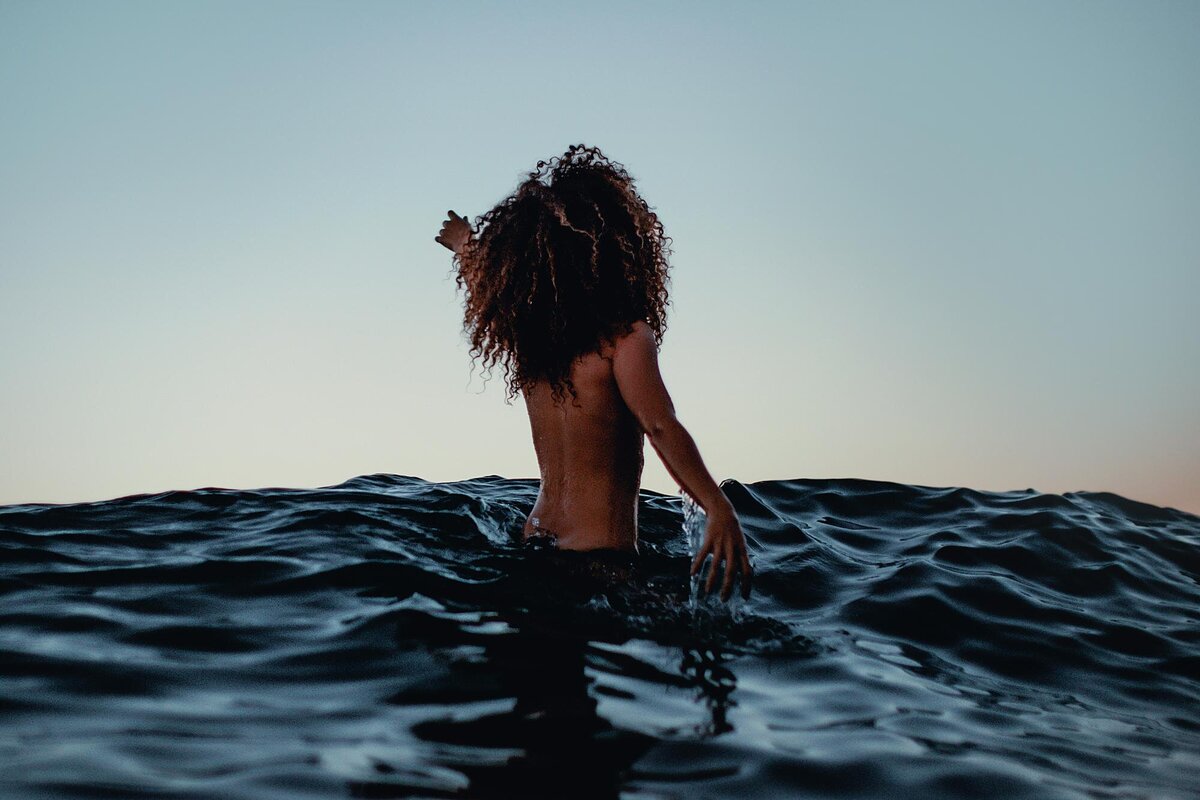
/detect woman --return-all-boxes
[436,144,751,601]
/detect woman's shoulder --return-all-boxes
[616,320,656,344]
[593,320,655,361]
[615,320,659,351]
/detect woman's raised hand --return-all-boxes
[435,210,473,254]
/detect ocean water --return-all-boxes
[1,474,1198,799]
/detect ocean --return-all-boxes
[1,474,1197,799]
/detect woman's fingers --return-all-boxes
[705,548,724,595]
[435,210,473,254]
[691,536,714,575]
[720,561,735,601]
[717,544,753,602]
[693,537,753,602]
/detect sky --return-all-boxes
[1,0,1197,514]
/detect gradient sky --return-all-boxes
[2,0,1197,513]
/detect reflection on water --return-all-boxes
[679,645,737,739]
[350,563,743,798]
[390,622,651,799]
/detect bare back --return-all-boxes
[521,341,645,552]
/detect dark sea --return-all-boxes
[1,475,1198,800]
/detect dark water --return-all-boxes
[2,475,1198,799]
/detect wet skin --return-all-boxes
[520,340,645,553]
[519,321,753,600]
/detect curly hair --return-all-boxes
[452,144,673,404]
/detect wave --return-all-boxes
[1,474,1197,798]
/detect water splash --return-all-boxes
[682,491,705,609]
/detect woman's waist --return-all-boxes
[523,512,638,552]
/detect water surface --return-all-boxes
[1,475,1197,798]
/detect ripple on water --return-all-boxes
[1,474,1198,799]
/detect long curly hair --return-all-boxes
[453,144,673,403]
